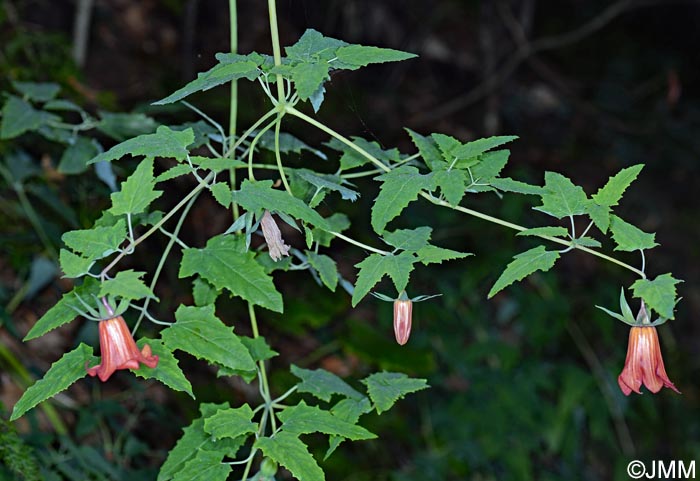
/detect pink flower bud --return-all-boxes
[393,299,413,345]
[260,210,290,261]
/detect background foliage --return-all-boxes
[1,1,699,480]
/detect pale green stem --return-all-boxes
[273,114,292,194]
[267,0,285,101]
[229,0,241,222]
[330,231,389,255]
[100,111,276,279]
[422,193,646,278]
[286,106,389,173]
[288,105,647,280]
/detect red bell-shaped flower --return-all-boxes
[618,325,680,395]
[393,298,413,345]
[87,315,158,382]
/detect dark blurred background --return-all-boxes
[1,1,699,480]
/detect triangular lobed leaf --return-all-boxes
[161,304,257,373]
[488,246,560,298]
[361,372,428,414]
[134,338,193,398]
[11,344,96,420]
[254,432,325,481]
[609,215,658,252]
[371,166,433,233]
[179,234,283,312]
[630,274,682,320]
[290,365,363,402]
[109,158,163,216]
[592,164,644,207]
[24,278,100,341]
[89,126,195,164]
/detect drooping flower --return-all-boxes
[260,210,290,261]
[87,315,159,382]
[393,298,413,346]
[618,305,680,395]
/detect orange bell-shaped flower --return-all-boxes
[618,324,680,396]
[87,315,159,382]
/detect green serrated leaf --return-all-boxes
[180,234,283,312]
[491,177,544,195]
[190,155,245,173]
[415,245,472,265]
[89,126,194,164]
[158,403,243,481]
[307,252,338,292]
[325,397,373,460]
[352,253,416,306]
[286,29,347,63]
[452,136,518,160]
[1,96,60,139]
[431,133,461,161]
[232,180,329,230]
[59,249,94,278]
[292,62,331,101]
[516,226,569,238]
[361,372,428,414]
[203,405,256,440]
[405,128,443,171]
[334,44,416,69]
[156,164,192,183]
[98,270,155,301]
[11,344,95,420]
[592,164,644,207]
[240,336,278,362]
[278,401,375,440]
[24,278,100,341]
[254,433,324,481]
[171,449,232,481]
[62,219,126,261]
[290,365,363,402]
[134,338,193,398]
[431,170,467,205]
[161,305,256,372]
[535,172,590,219]
[488,246,560,298]
[12,81,61,102]
[573,236,601,248]
[631,274,682,319]
[586,203,612,233]
[58,137,99,175]
[371,166,433,233]
[609,215,658,252]
[192,277,219,306]
[154,56,261,105]
[382,227,432,252]
[209,182,231,207]
[296,170,359,203]
[109,158,163,215]
[470,149,510,181]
